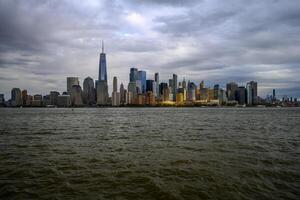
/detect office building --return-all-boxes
[21,90,27,106]
[138,70,146,94]
[187,82,196,101]
[50,91,60,106]
[112,77,120,106]
[155,72,160,96]
[120,83,126,105]
[98,41,107,82]
[246,81,258,105]
[67,77,79,95]
[172,74,177,101]
[0,94,4,104]
[226,82,238,101]
[83,77,95,105]
[130,68,138,82]
[96,81,109,105]
[146,80,154,92]
[71,85,83,106]
[237,86,246,105]
[11,88,22,106]
[57,95,71,107]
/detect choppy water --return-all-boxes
[0,107,299,200]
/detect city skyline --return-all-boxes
[1,0,300,99]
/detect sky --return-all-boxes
[0,0,300,99]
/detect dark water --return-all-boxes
[0,108,299,200]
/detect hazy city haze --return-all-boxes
[0,0,300,98]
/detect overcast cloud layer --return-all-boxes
[0,0,300,98]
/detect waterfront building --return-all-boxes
[246,81,258,105]
[208,89,214,101]
[67,77,79,95]
[169,79,173,92]
[137,94,145,105]
[71,85,83,106]
[169,92,174,101]
[226,82,238,101]
[50,91,60,106]
[43,95,51,106]
[138,70,146,94]
[32,94,43,107]
[176,88,185,104]
[160,83,169,102]
[146,80,154,92]
[0,94,4,104]
[25,95,33,106]
[145,91,155,105]
[136,80,142,94]
[213,84,220,100]
[96,41,109,105]
[112,92,120,106]
[83,77,95,105]
[11,88,22,106]
[57,95,71,107]
[199,88,208,101]
[120,83,126,105]
[128,82,137,104]
[98,41,107,82]
[152,82,157,97]
[130,68,138,82]
[182,78,187,90]
[187,82,196,101]
[112,77,120,106]
[155,72,159,96]
[200,80,205,89]
[272,89,276,101]
[21,90,27,106]
[172,74,177,101]
[96,81,109,105]
[237,86,247,105]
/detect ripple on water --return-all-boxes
[0,107,299,199]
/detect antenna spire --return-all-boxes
[102,40,104,53]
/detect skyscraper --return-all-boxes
[237,86,246,105]
[146,80,154,92]
[155,72,159,97]
[128,82,137,104]
[273,89,276,101]
[11,88,22,106]
[71,85,83,106]
[21,90,27,106]
[130,68,138,82]
[138,70,146,94]
[67,77,79,94]
[246,81,258,105]
[112,76,120,106]
[98,41,107,82]
[97,41,109,105]
[50,91,60,106]
[113,76,118,92]
[182,78,187,90]
[226,82,238,101]
[120,83,126,105]
[83,77,95,105]
[187,82,196,101]
[200,80,205,89]
[96,81,109,105]
[172,74,177,101]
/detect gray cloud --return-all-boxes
[0,0,300,99]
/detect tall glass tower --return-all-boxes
[98,41,107,82]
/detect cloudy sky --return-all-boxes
[0,0,300,99]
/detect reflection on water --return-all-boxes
[0,108,299,199]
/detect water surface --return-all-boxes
[0,108,299,199]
